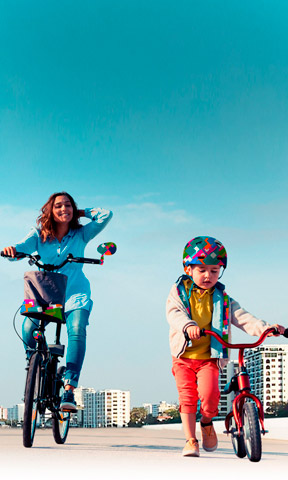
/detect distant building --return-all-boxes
[74,387,130,428]
[96,390,130,428]
[17,404,24,422]
[143,401,178,419]
[83,389,97,428]
[74,386,96,428]
[244,344,288,413]
[158,400,177,414]
[152,404,159,418]
[143,403,152,415]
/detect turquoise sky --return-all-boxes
[1,2,288,407]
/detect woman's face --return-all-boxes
[52,195,74,225]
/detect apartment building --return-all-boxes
[74,387,130,428]
[83,389,97,428]
[96,390,130,428]
[244,344,288,413]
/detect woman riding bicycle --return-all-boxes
[2,191,113,412]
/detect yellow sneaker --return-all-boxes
[200,423,218,452]
[182,438,200,457]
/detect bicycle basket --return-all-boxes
[23,271,68,308]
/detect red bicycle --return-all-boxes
[201,327,288,462]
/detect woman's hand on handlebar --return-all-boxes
[266,324,286,336]
[2,246,17,258]
[186,325,201,340]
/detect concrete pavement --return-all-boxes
[0,426,287,479]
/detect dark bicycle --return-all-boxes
[1,242,116,447]
[200,327,288,462]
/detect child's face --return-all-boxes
[186,264,221,289]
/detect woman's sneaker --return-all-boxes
[200,422,218,451]
[182,438,200,457]
[60,391,77,412]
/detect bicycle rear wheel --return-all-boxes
[52,366,70,444]
[23,353,42,448]
[242,402,262,462]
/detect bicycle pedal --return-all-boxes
[261,429,269,434]
[223,430,229,435]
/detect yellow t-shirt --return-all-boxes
[181,279,214,359]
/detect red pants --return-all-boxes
[172,357,220,416]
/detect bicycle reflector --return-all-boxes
[33,330,43,341]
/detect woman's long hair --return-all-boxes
[37,192,81,242]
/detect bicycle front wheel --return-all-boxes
[242,402,262,462]
[23,353,42,448]
[52,366,70,444]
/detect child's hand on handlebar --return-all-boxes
[266,324,285,336]
[2,246,17,258]
[186,325,201,340]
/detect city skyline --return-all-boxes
[2,341,288,416]
[1,2,288,406]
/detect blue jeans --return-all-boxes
[22,308,90,388]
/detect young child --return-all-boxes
[166,236,285,457]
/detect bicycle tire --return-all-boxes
[242,402,262,462]
[228,416,246,458]
[52,366,70,444]
[23,353,42,448]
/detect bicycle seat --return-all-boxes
[20,300,66,324]
[223,375,239,395]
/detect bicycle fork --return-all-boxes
[225,371,266,436]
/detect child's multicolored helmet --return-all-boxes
[183,236,227,269]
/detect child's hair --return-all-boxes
[37,191,82,242]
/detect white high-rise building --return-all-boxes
[83,389,97,428]
[143,403,152,415]
[244,344,288,413]
[96,390,130,428]
[76,387,130,428]
[74,386,96,427]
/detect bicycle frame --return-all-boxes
[201,327,278,437]
[30,315,65,415]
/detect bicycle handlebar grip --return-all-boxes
[1,251,26,259]
[70,256,101,264]
[284,328,288,339]
[199,328,206,337]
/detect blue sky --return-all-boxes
[1,1,288,407]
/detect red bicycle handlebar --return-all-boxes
[200,327,280,350]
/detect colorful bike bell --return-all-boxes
[183,236,227,270]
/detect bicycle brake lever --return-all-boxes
[28,255,41,266]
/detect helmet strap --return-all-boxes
[183,273,195,300]
[218,267,225,280]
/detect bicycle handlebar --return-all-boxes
[200,327,288,349]
[1,251,101,271]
